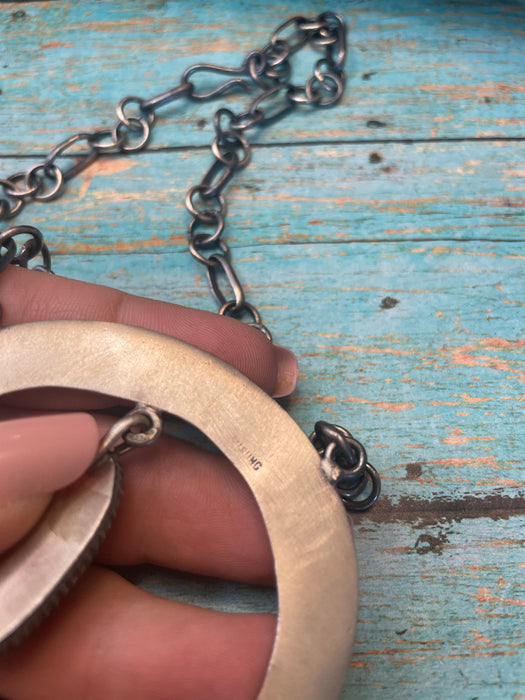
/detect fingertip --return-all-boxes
[271,344,299,398]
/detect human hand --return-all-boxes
[0,266,299,700]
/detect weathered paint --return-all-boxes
[1,2,524,699]
[1,1,525,152]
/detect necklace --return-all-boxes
[0,13,380,699]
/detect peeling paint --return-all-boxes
[353,493,525,527]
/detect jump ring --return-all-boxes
[112,116,151,152]
[185,185,226,222]
[338,463,381,512]
[116,96,155,130]
[24,164,64,202]
[2,172,40,199]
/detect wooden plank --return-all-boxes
[348,516,525,699]
[1,140,523,246]
[1,0,524,154]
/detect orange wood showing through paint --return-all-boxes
[0,2,524,698]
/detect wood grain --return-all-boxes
[1,1,524,698]
[1,1,525,151]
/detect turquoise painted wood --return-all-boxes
[2,0,525,152]
[1,1,524,698]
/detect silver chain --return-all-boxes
[0,12,381,511]
[0,11,346,338]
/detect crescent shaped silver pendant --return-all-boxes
[0,321,357,700]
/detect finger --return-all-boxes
[0,266,298,398]
[0,567,276,700]
[0,413,99,552]
[97,429,275,585]
[0,407,275,584]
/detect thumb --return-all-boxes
[0,414,99,552]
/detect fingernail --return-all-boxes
[0,413,99,504]
[347,514,354,536]
[272,344,299,398]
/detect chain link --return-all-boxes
[310,422,381,512]
[0,226,52,274]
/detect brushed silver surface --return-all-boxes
[0,455,122,653]
[0,321,357,699]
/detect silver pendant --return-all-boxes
[0,455,122,651]
[0,321,357,700]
